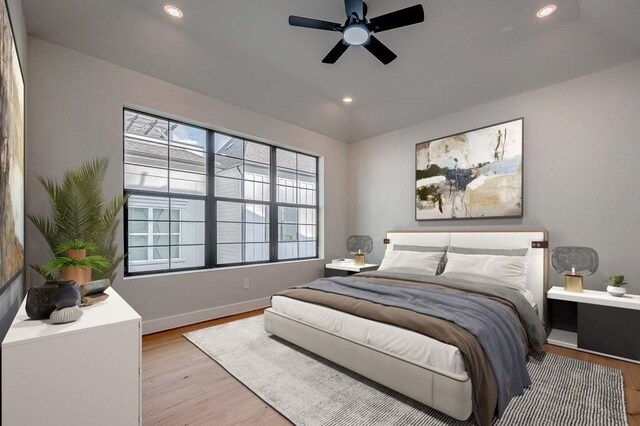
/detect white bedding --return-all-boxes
[271,295,469,380]
[271,287,536,381]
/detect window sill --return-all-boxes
[130,259,184,265]
[124,257,324,281]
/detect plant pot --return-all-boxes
[61,266,92,285]
[67,249,86,260]
[607,285,626,297]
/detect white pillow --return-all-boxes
[440,252,529,291]
[378,250,444,276]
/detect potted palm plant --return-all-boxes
[57,240,95,261]
[29,158,128,283]
[40,254,110,284]
[606,275,628,297]
[49,241,103,284]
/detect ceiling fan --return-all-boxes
[288,0,425,65]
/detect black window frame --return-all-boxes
[123,108,319,277]
[273,147,320,263]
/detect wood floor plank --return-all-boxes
[143,311,638,425]
[628,389,640,415]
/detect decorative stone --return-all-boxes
[54,280,81,309]
[50,306,83,324]
[26,282,59,320]
[80,279,110,297]
[82,292,109,306]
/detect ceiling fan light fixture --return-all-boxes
[536,4,557,18]
[343,24,370,45]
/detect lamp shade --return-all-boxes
[551,246,599,276]
[347,235,373,255]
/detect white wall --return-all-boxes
[26,37,350,333]
[349,59,640,294]
[1,0,27,341]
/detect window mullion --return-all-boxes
[207,129,216,268]
[270,146,278,262]
[316,155,319,259]
[147,209,153,262]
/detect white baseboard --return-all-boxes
[142,297,271,335]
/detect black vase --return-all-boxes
[25,282,59,320]
[54,280,81,310]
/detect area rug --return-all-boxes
[184,315,627,425]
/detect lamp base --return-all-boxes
[354,254,365,266]
[564,275,583,292]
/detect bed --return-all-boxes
[264,230,548,425]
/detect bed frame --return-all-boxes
[264,229,548,421]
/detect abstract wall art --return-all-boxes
[415,118,523,220]
[0,0,25,292]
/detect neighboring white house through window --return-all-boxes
[128,202,182,263]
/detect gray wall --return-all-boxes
[349,58,640,294]
[1,0,27,341]
[26,37,349,333]
[22,29,640,335]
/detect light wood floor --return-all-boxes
[142,309,639,426]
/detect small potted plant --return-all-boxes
[605,275,628,297]
[56,240,96,261]
[40,253,110,285]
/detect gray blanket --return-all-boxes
[299,273,545,417]
[359,271,547,352]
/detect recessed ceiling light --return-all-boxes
[498,25,515,35]
[342,96,354,104]
[164,4,183,18]
[536,4,557,18]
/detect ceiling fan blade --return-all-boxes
[363,36,397,64]
[344,0,364,20]
[322,40,350,64]
[369,4,425,33]
[288,16,341,31]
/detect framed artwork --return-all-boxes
[415,118,523,220]
[0,0,25,293]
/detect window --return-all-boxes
[276,149,318,260]
[214,134,271,265]
[123,109,319,275]
[128,207,181,263]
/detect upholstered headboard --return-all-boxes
[385,229,549,321]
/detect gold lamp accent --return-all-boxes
[564,268,584,293]
[347,235,373,267]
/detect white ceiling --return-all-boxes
[23,0,640,143]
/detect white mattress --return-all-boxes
[270,295,469,380]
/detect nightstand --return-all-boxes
[324,262,379,277]
[547,286,640,363]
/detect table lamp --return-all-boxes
[347,235,373,266]
[551,246,599,292]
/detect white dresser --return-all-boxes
[2,287,141,425]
